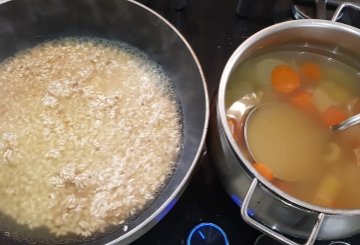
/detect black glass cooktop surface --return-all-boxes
[1,0,359,244]
[133,1,360,245]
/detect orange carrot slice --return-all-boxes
[271,65,300,93]
[322,105,347,127]
[274,179,292,193]
[253,162,274,182]
[300,62,321,81]
[290,90,314,110]
[226,116,242,143]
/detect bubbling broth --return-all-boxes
[226,49,360,209]
[0,38,182,242]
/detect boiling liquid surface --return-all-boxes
[0,38,182,242]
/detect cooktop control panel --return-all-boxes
[187,223,229,245]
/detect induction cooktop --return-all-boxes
[0,0,359,244]
[133,1,360,245]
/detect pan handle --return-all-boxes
[240,179,325,245]
[331,2,360,21]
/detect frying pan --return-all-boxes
[0,0,209,244]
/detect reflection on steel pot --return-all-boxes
[208,3,360,245]
[0,0,208,244]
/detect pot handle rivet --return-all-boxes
[240,178,325,245]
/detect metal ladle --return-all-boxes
[331,113,360,133]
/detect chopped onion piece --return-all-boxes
[312,86,337,113]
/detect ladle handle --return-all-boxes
[332,114,360,133]
[331,2,360,21]
[240,179,325,245]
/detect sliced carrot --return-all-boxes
[290,90,314,111]
[273,179,292,193]
[271,65,300,93]
[322,105,347,127]
[300,62,321,81]
[253,162,274,182]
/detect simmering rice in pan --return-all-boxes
[0,38,181,237]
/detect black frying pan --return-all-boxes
[0,0,208,244]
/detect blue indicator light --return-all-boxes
[198,231,206,240]
[231,194,255,217]
[155,198,178,222]
[187,222,229,245]
[230,194,241,206]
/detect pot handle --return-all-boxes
[240,179,325,245]
[331,2,360,21]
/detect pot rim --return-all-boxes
[218,18,360,215]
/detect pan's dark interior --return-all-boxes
[0,0,207,244]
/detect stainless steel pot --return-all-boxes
[208,3,360,245]
[0,0,209,244]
